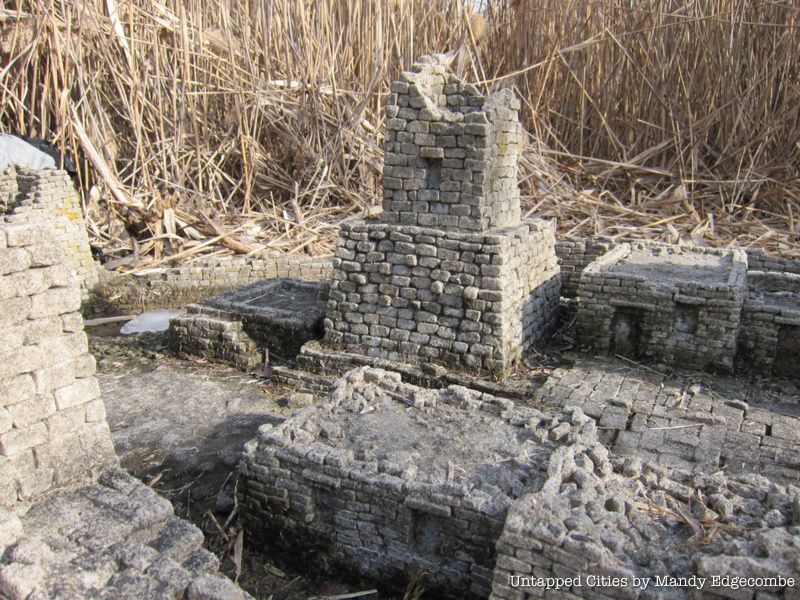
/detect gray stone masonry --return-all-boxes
[490,453,800,599]
[326,56,560,376]
[168,278,330,370]
[555,235,800,376]
[239,366,800,600]
[86,254,332,317]
[575,241,747,372]
[381,56,521,232]
[738,270,800,377]
[1,167,99,295]
[555,236,615,299]
[239,366,589,598]
[536,356,800,484]
[0,469,251,600]
[0,205,251,599]
[0,220,117,509]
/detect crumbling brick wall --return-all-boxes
[86,254,333,317]
[575,242,747,372]
[491,453,800,599]
[554,236,615,299]
[2,168,98,295]
[738,270,800,376]
[0,220,117,508]
[325,57,560,376]
[745,248,800,275]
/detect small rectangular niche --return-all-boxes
[609,307,645,359]
[424,157,442,190]
[774,324,800,378]
[674,303,699,334]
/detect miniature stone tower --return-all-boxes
[324,56,560,375]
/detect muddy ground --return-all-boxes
[91,333,414,600]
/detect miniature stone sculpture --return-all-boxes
[324,56,560,376]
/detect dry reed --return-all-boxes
[1,0,798,267]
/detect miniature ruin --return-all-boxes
[739,269,800,377]
[2,56,799,600]
[235,59,799,599]
[241,366,800,600]
[323,56,561,376]
[575,242,747,371]
[1,167,98,295]
[0,172,250,599]
[169,278,329,370]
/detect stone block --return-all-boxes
[28,287,81,319]
[0,422,47,456]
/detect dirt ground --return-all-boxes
[91,332,411,600]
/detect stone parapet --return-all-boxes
[575,241,747,372]
[382,56,521,232]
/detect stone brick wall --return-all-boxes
[382,56,521,232]
[738,270,800,376]
[239,366,800,599]
[168,279,330,370]
[0,167,18,213]
[491,451,800,599]
[575,242,747,372]
[240,367,558,598]
[746,248,800,275]
[554,236,615,299]
[325,220,559,375]
[325,57,560,376]
[0,220,117,509]
[1,167,99,295]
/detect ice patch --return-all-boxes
[120,309,186,334]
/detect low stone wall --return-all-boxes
[240,366,800,599]
[492,458,800,599]
[169,279,330,370]
[0,220,117,508]
[746,248,800,275]
[239,367,567,598]
[0,469,249,600]
[554,236,615,299]
[87,254,332,317]
[1,167,99,295]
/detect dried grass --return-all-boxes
[1,0,798,267]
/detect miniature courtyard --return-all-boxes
[2,57,799,600]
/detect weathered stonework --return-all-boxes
[86,254,332,317]
[738,270,800,377]
[0,220,116,508]
[1,167,99,295]
[575,241,747,372]
[0,189,251,600]
[491,460,800,599]
[240,366,800,600]
[0,469,250,600]
[240,366,579,598]
[168,278,330,370]
[555,236,615,299]
[536,356,800,483]
[325,57,560,376]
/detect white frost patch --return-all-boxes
[120,309,186,334]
